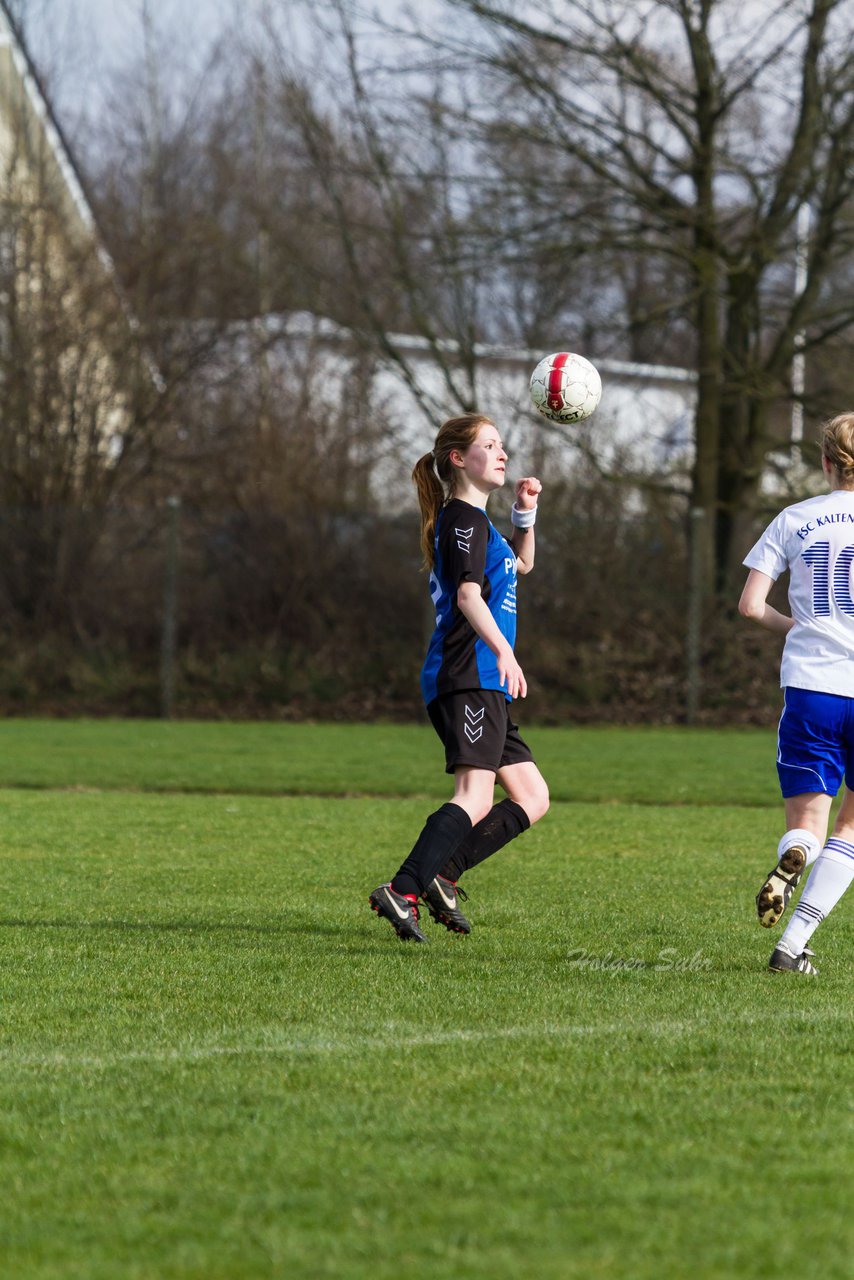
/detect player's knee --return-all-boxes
[524,779,549,825]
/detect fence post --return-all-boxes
[160,496,181,719]
[686,506,705,725]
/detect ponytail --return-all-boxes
[412,413,494,571]
[412,452,444,571]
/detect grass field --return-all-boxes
[1,719,852,1279]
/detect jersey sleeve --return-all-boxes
[743,511,789,580]
[441,509,489,588]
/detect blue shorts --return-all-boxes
[777,686,854,797]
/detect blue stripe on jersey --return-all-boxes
[420,502,518,704]
[808,543,831,614]
[833,546,854,613]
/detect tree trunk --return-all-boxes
[715,269,762,592]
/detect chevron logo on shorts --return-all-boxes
[464,704,484,742]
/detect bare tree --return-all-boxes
[0,191,160,621]
[0,2,165,627]
[425,0,854,587]
[266,0,854,592]
[248,1,524,427]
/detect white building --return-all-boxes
[223,311,698,507]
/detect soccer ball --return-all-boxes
[529,351,602,424]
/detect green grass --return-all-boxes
[0,721,851,1279]
[0,717,777,804]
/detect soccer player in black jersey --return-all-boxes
[369,413,549,940]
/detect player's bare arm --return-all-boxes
[457,581,527,698]
[510,476,541,573]
[738,568,795,637]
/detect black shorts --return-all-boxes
[426,690,535,774]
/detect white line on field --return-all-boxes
[0,1010,842,1071]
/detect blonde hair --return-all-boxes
[822,414,854,486]
[411,413,494,570]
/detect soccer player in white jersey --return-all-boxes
[739,413,854,974]
[368,413,549,941]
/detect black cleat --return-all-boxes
[369,883,428,941]
[756,844,807,928]
[421,876,471,934]
[768,944,818,975]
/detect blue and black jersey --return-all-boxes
[420,498,518,704]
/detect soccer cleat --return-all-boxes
[768,943,818,975]
[756,844,807,928]
[421,876,471,934]
[369,883,428,941]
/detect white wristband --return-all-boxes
[511,503,537,528]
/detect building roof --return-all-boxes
[0,2,166,390]
[0,0,115,272]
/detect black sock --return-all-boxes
[391,803,473,898]
[440,798,530,882]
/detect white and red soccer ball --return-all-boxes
[529,351,602,424]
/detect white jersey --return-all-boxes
[744,489,854,695]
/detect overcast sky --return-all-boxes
[21,0,234,65]
[17,0,270,136]
[14,0,443,160]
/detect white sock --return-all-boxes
[777,828,821,867]
[778,838,854,955]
